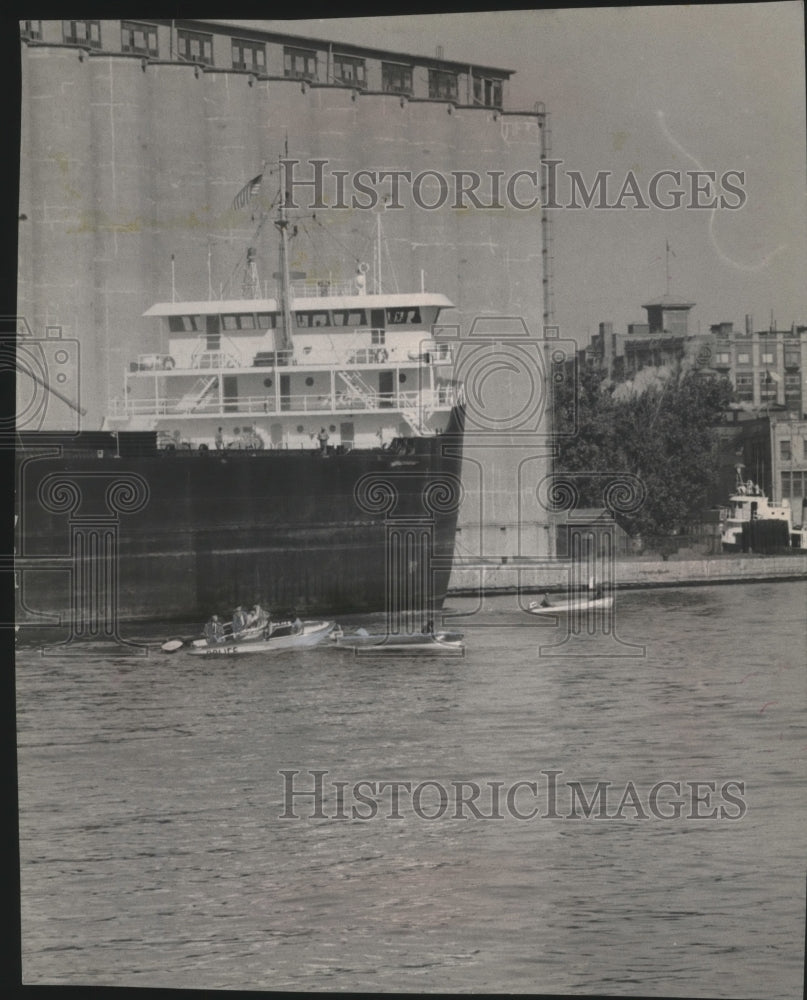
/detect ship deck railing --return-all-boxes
[290,279,359,298]
[128,340,453,375]
[109,388,456,418]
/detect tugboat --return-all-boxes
[15,174,465,627]
[720,466,807,552]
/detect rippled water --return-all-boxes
[16,581,807,995]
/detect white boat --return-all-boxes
[527,595,614,616]
[331,626,465,654]
[721,465,807,551]
[165,619,336,655]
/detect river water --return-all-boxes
[15,581,807,996]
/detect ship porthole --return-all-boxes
[305,377,314,386]
[263,377,273,388]
[399,373,407,383]
[329,424,336,432]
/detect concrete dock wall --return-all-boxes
[448,554,807,595]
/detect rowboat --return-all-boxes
[162,619,336,655]
[527,596,614,616]
[331,627,465,654]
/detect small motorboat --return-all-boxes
[527,595,614,616]
[331,626,465,654]
[162,620,336,655]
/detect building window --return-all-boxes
[232,38,265,72]
[734,373,753,402]
[761,352,775,364]
[21,20,42,40]
[62,20,101,48]
[121,21,159,57]
[382,62,413,95]
[780,440,792,461]
[781,471,806,502]
[784,349,800,368]
[333,53,366,87]
[715,352,731,365]
[736,352,750,365]
[284,46,317,80]
[177,29,213,64]
[759,371,777,402]
[429,69,458,100]
[473,74,503,108]
[784,373,801,410]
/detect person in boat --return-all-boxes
[248,604,270,631]
[317,427,330,455]
[214,427,224,450]
[421,619,434,634]
[591,584,604,601]
[539,593,552,608]
[232,605,249,636]
[204,615,225,645]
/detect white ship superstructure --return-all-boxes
[107,277,457,451]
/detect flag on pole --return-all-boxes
[232,173,263,210]
[765,368,781,384]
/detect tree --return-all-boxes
[552,364,733,540]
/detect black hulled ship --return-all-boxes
[15,188,465,632]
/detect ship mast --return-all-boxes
[274,156,294,353]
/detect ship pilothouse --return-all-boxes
[107,247,457,451]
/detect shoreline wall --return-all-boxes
[448,554,807,594]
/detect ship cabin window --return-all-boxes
[780,440,792,461]
[294,311,330,328]
[429,69,458,101]
[332,310,367,327]
[232,38,266,72]
[382,62,413,95]
[473,74,503,108]
[222,314,256,331]
[168,315,204,333]
[333,54,366,87]
[121,21,159,57]
[256,312,276,329]
[284,46,317,81]
[21,20,42,40]
[371,329,386,346]
[63,20,101,48]
[386,308,422,325]
[177,29,213,65]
